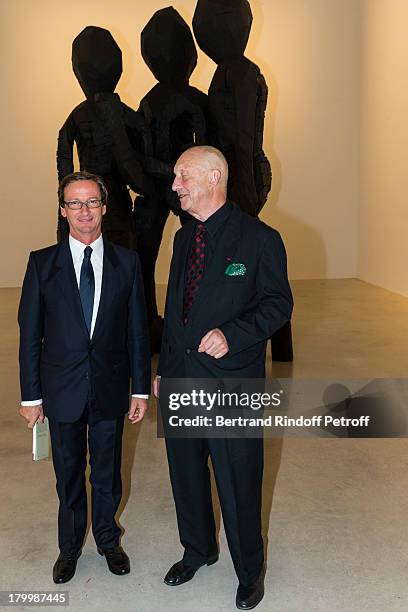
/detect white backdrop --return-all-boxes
[0,0,406,297]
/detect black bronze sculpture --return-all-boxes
[136,7,207,352]
[57,26,153,249]
[193,0,293,360]
[57,11,292,359]
[193,0,271,217]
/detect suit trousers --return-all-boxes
[165,436,264,586]
[49,403,124,553]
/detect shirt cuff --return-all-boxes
[21,399,42,406]
[131,394,149,399]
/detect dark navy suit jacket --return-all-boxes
[18,237,150,422]
[157,203,293,379]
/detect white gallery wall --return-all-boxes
[0,0,405,297]
[359,0,408,297]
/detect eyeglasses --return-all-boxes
[63,198,103,210]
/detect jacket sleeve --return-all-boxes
[18,253,44,401]
[127,253,151,394]
[156,304,168,377]
[156,230,181,376]
[219,230,293,357]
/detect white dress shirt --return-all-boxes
[21,234,148,406]
[70,234,103,338]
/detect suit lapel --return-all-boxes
[175,222,195,320]
[53,239,90,341]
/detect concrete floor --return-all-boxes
[1,279,408,612]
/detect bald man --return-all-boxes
[154,146,293,610]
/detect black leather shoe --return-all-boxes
[164,553,219,586]
[97,546,130,575]
[53,550,81,584]
[236,573,265,610]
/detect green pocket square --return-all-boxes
[225,263,247,276]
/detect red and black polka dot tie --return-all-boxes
[182,222,206,325]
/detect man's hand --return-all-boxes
[19,405,44,429]
[128,397,148,424]
[153,375,161,398]
[198,328,229,359]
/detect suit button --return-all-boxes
[85,372,89,379]
[185,348,191,355]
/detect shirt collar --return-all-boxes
[202,201,232,238]
[69,234,104,264]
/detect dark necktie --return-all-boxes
[79,246,95,335]
[183,222,206,325]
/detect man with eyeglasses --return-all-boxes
[18,171,150,584]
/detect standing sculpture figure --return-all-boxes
[57,26,153,249]
[193,0,293,360]
[135,6,208,351]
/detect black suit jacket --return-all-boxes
[157,203,293,378]
[18,237,150,422]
